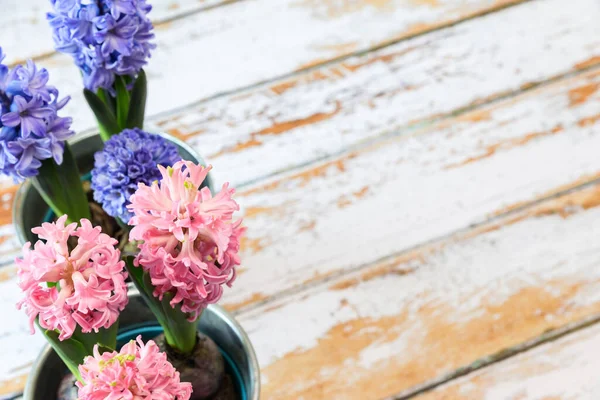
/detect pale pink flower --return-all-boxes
[77,336,192,400]
[16,216,128,340]
[128,161,245,319]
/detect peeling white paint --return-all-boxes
[421,323,600,399]
[0,0,230,65]
[224,65,600,310]
[153,0,600,187]
[239,189,600,397]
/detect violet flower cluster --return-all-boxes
[0,48,73,182]
[47,0,156,92]
[91,128,181,223]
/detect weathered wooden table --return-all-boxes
[2,0,600,398]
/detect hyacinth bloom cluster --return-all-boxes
[0,48,73,182]
[129,161,245,320]
[16,216,128,340]
[91,128,181,222]
[77,336,192,399]
[47,0,155,92]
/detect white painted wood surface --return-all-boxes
[108,0,600,185]
[1,0,600,398]
[224,66,600,310]
[0,0,597,266]
[3,57,600,400]
[415,323,600,399]
[15,0,535,135]
[239,182,600,399]
[5,62,600,304]
[0,0,232,65]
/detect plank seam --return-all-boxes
[2,49,600,277]
[7,0,246,68]
[2,57,600,280]
[235,177,600,317]
[14,0,528,68]
[208,60,600,202]
[391,312,600,400]
[140,0,536,124]
[147,0,243,26]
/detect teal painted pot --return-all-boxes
[23,288,260,400]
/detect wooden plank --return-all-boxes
[4,49,600,288]
[414,322,600,399]
[2,0,590,265]
[238,182,600,399]
[4,61,600,398]
[151,0,600,187]
[0,0,233,65]
[7,0,598,186]
[21,0,547,136]
[215,64,600,311]
[0,266,46,397]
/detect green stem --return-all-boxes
[83,89,121,141]
[125,257,198,354]
[97,123,112,142]
[115,76,130,130]
[96,88,114,142]
[126,70,147,130]
[159,293,198,354]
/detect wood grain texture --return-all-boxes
[4,52,600,292]
[23,0,539,136]
[239,183,600,399]
[4,61,600,398]
[414,322,600,399]
[1,0,593,268]
[0,272,46,397]
[216,64,600,312]
[152,0,600,187]
[0,0,233,65]
[0,0,599,397]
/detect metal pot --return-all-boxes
[14,131,260,399]
[12,130,214,245]
[23,288,261,399]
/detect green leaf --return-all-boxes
[114,76,130,129]
[126,70,147,129]
[74,324,117,355]
[97,88,116,115]
[32,143,91,223]
[42,328,87,382]
[83,89,121,141]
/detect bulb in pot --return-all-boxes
[156,332,230,399]
[211,374,238,400]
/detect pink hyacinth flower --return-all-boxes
[16,216,128,340]
[77,335,192,400]
[128,161,245,320]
